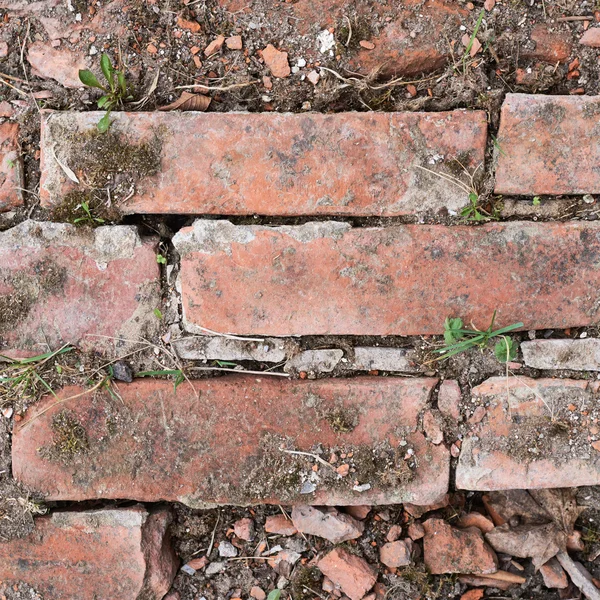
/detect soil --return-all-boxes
[1,0,600,598]
[167,495,581,600]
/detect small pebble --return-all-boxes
[218,541,238,558]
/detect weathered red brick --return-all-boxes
[0,220,160,355]
[173,219,600,336]
[581,28,600,48]
[40,110,487,217]
[0,506,178,600]
[423,518,498,575]
[13,376,449,506]
[495,94,600,194]
[521,25,572,63]
[349,0,468,77]
[521,338,600,371]
[456,377,600,490]
[317,547,377,600]
[540,557,569,589]
[0,122,23,212]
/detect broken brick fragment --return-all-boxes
[0,507,178,600]
[0,122,22,213]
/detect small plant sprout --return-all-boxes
[214,360,238,368]
[156,254,167,265]
[73,201,105,226]
[0,345,74,405]
[533,196,541,206]
[491,134,506,156]
[460,192,489,222]
[434,311,522,362]
[136,369,186,393]
[79,53,133,133]
[494,336,519,363]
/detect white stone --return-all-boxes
[173,336,288,363]
[317,30,335,54]
[521,339,600,371]
[284,349,343,374]
[350,347,421,372]
[218,541,238,558]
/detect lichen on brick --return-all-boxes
[40,410,89,463]
[0,259,67,332]
[45,114,163,215]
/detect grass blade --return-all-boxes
[136,369,182,377]
[463,9,485,59]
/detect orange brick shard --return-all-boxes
[0,507,178,600]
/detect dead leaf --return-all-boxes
[485,523,565,569]
[158,92,211,112]
[474,570,526,585]
[483,490,551,526]
[129,69,160,109]
[51,144,79,184]
[529,489,583,534]
[457,575,515,591]
[32,89,53,99]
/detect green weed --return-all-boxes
[0,346,74,405]
[435,311,522,362]
[463,9,485,62]
[214,360,237,368]
[460,192,498,222]
[136,368,186,393]
[79,53,133,133]
[491,133,506,156]
[72,200,105,226]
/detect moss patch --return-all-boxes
[0,260,67,332]
[51,190,123,227]
[336,14,374,51]
[48,120,163,222]
[40,410,89,463]
[230,435,415,504]
[68,128,162,189]
[0,274,35,332]
[290,566,323,600]
[325,406,359,433]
